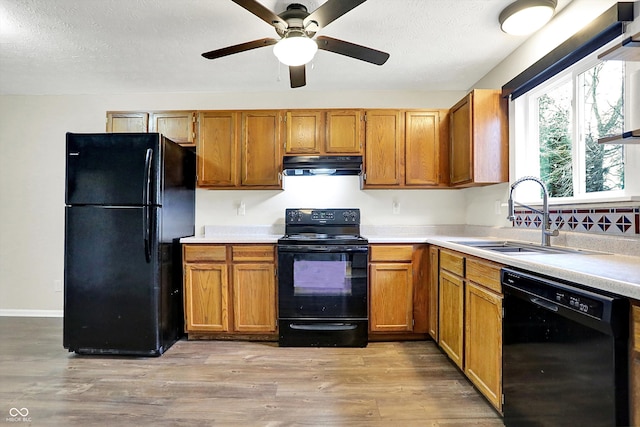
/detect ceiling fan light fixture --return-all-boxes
[273,31,318,66]
[499,0,557,36]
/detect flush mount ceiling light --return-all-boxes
[273,29,318,66]
[499,0,557,36]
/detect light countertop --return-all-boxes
[181,226,640,299]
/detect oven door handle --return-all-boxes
[278,245,368,253]
[288,323,358,331]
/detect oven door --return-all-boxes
[277,244,368,319]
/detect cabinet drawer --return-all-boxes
[183,245,227,262]
[369,245,413,262]
[232,245,275,262]
[440,250,464,276]
[466,258,502,293]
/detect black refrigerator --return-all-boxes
[63,132,195,356]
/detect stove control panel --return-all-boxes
[285,208,360,225]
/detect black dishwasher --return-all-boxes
[502,268,629,427]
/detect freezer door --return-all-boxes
[64,205,162,355]
[65,133,162,206]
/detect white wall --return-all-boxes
[468,0,640,226]
[2,0,637,313]
[0,90,467,313]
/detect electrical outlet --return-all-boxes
[237,201,246,216]
[54,280,63,292]
[392,201,400,214]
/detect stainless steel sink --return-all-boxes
[451,240,599,255]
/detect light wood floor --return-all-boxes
[0,317,503,426]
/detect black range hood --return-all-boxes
[282,156,363,176]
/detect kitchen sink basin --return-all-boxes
[451,240,598,255]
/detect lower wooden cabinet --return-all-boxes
[434,247,504,413]
[438,269,464,368]
[630,302,640,425]
[184,262,229,332]
[369,245,428,337]
[428,246,439,341]
[183,244,277,337]
[370,261,413,332]
[465,281,502,410]
[232,263,276,332]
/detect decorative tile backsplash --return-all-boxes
[512,206,640,236]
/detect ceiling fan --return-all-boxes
[202,0,390,88]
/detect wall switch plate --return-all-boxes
[494,200,502,215]
[54,280,63,292]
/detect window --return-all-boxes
[514,46,631,203]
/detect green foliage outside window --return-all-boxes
[535,61,624,198]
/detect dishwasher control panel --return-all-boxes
[553,291,601,316]
[501,269,608,319]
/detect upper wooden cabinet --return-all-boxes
[363,110,404,186]
[284,110,323,154]
[449,89,508,187]
[240,110,283,187]
[197,111,238,187]
[106,111,196,147]
[284,109,363,155]
[106,111,149,133]
[363,110,448,189]
[197,110,283,189]
[325,110,363,154]
[150,111,196,146]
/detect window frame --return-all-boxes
[512,38,638,206]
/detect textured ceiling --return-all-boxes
[0,0,570,95]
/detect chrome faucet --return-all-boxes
[507,176,559,246]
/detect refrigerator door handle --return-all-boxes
[143,148,153,205]
[143,149,153,263]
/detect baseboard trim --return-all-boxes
[0,309,63,317]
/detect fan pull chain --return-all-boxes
[276,59,282,82]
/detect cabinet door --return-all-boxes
[450,94,472,185]
[364,110,403,186]
[325,110,363,154]
[439,270,464,368]
[232,263,276,332]
[285,110,322,154]
[184,263,229,332]
[197,111,238,187]
[240,111,282,187]
[151,111,195,146]
[369,262,413,332]
[465,282,502,411]
[106,112,149,133]
[428,247,439,341]
[405,110,440,186]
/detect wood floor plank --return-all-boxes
[0,317,503,426]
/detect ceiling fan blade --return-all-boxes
[230,0,287,29]
[289,65,306,88]
[316,36,389,65]
[304,0,367,29]
[202,38,277,60]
